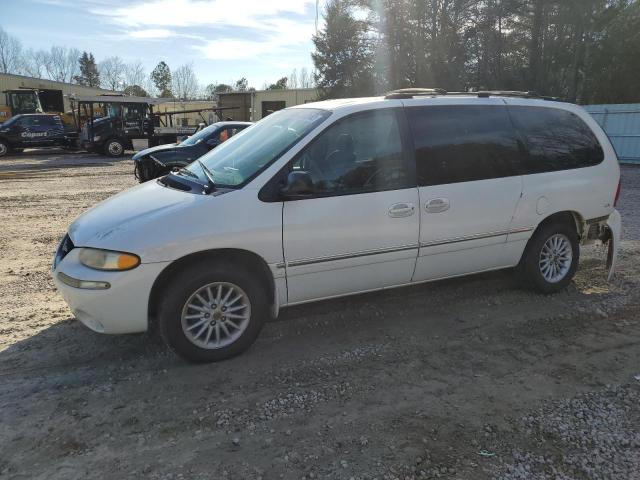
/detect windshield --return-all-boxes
[0,116,17,127]
[8,92,41,115]
[182,109,330,187]
[181,124,220,146]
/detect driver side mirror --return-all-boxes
[280,171,314,199]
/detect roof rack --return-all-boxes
[474,90,550,99]
[384,88,448,99]
[384,88,561,102]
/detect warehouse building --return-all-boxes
[218,88,318,122]
[0,73,117,115]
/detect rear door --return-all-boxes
[281,108,420,304]
[404,100,526,282]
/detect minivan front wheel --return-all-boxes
[517,222,580,294]
[159,263,267,362]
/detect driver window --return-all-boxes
[291,109,408,195]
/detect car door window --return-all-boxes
[18,117,38,128]
[406,105,524,186]
[218,127,239,143]
[291,109,410,196]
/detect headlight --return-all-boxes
[79,248,140,271]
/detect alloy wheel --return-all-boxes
[180,282,251,349]
[539,233,573,283]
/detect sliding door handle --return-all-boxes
[425,198,450,213]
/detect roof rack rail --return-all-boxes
[476,90,561,101]
[475,90,539,98]
[384,88,447,99]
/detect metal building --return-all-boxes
[0,73,117,114]
[585,103,640,164]
[218,88,318,122]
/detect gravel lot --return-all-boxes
[1,150,639,480]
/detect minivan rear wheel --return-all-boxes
[158,262,267,362]
[517,222,580,293]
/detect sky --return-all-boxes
[2,0,321,89]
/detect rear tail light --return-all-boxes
[614,179,621,207]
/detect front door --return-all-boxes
[281,108,420,304]
[122,104,147,138]
[16,116,59,146]
[403,102,525,281]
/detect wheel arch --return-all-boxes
[534,210,585,238]
[518,210,584,267]
[147,248,277,332]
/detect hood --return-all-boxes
[68,180,198,248]
[132,143,179,161]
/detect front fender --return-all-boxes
[606,209,621,281]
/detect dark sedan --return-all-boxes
[133,121,252,182]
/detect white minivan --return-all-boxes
[53,90,622,362]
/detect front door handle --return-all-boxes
[425,198,450,213]
[388,202,416,218]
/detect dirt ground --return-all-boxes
[1,150,639,480]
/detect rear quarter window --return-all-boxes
[508,106,604,173]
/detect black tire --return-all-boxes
[104,138,125,157]
[516,221,580,294]
[158,262,268,362]
[134,160,157,183]
[0,139,9,157]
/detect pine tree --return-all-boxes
[312,0,374,99]
[151,61,173,98]
[74,51,100,87]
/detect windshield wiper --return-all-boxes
[196,159,216,192]
[176,167,199,179]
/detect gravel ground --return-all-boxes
[0,149,639,480]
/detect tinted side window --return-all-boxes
[41,116,60,126]
[291,109,410,196]
[18,117,37,127]
[509,106,604,173]
[406,105,523,186]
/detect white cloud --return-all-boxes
[93,0,316,29]
[194,17,315,60]
[92,0,318,63]
[129,28,174,39]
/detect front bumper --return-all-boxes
[53,248,169,334]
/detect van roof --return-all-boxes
[296,89,569,114]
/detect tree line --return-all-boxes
[312,0,640,104]
[0,26,314,100]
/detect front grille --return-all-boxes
[53,234,74,270]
